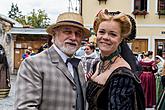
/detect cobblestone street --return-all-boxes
[0,74,155,110]
[0,74,16,110]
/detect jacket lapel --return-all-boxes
[47,46,75,85]
[78,63,86,99]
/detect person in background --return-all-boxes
[156,64,165,110]
[161,64,165,90]
[81,42,100,80]
[22,46,35,60]
[155,55,165,103]
[86,9,145,110]
[27,46,35,56]
[139,51,158,108]
[14,12,90,110]
[0,44,10,99]
[21,49,31,60]
[74,42,86,59]
[37,35,53,53]
[37,43,49,53]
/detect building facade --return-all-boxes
[0,15,50,73]
[81,0,165,57]
[9,28,49,73]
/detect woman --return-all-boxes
[0,44,10,99]
[81,43,99,80]
[155,55,164,103]
[139,51,158,108]
[86,9,145,110]
[156,65,165,110]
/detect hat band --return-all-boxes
[57,20,84,27]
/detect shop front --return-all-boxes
[10,28,50,72]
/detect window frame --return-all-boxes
[132,0,149,18]
[134,0,148,11]
[157,0,165,15]
[98,0,107,4]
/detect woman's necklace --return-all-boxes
[98,56,119,74]
[98,50,120,75]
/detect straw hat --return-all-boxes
[46,12,90,38]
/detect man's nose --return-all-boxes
[70,32,77,39]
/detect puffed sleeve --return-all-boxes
[151,61,158,73]
[108,75,135,110]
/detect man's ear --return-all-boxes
[52,30,57,37]
[53,32,56,37]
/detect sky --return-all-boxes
[0,0,79,24]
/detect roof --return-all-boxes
[0,14,15,26]
[9,27,48,35]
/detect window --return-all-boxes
[158,0,165,15]
[98,0,107,4]
[134,0,147,11]
[132,0,148,18]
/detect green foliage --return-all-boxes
[8,3,50,28]
[26,9,50,28]
[8,3,22,19]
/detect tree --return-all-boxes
[26,9,50,28]
[8,3,50,28]
[8,3,22,20]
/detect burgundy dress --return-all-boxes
[139,60,157,108]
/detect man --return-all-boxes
[14,12,90,110]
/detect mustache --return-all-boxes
[65,40,78,46]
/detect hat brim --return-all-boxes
[46,22,91,38]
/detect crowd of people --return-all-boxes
[0,9,162,110]
[134,50,165,109]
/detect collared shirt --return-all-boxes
[53,44,74,77]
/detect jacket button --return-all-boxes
[73,86,76,90]
[72,105,75,108]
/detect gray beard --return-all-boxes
[54,39,77,56]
